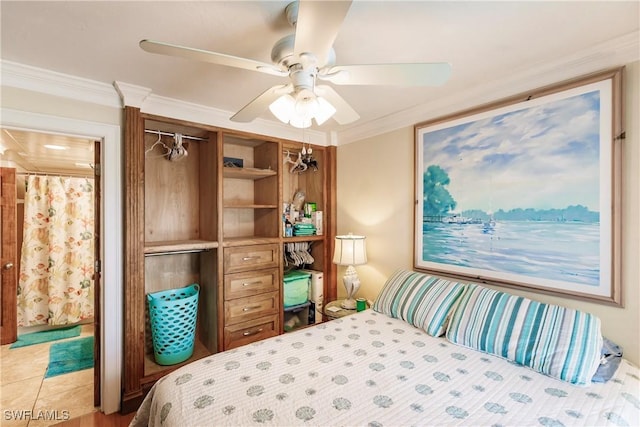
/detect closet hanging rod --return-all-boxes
[144,249,210,257]
[144,129,209,142]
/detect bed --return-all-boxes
[131,271,640,427]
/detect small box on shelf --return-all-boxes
[300,269,323,324]
[312,211,323,235]
[223,156,244,168]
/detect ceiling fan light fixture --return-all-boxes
[269,94,296,123]
[294,95,320,120]
[269,91,336,129]
[141,1,453,129]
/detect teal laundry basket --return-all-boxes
[147,283,199,366]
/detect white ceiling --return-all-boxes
[0,128,95,176]
[1,1,639,144]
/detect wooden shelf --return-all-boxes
[144,239,219,255]
[222,236,280,247]
[223,204,278,209]
[223,167,276,180]
[283,235,325,242]
[142,339,212,384]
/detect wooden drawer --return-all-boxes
[225,291,279,326]
[224,244,279,274]
[224,315,279,350]
[224,268,279,300]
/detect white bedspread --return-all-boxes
[131,310,640,426]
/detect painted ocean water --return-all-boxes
[422,221,600,286]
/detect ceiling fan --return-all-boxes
[140,0,451,128]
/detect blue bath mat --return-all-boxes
[10,325,81,348]
[45,336,94,378]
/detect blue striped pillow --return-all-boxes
[373,270,465,336]
[446,284,603,385]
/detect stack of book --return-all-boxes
[293,223,316,236]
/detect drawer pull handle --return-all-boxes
[243,305,261,312]
[243,328,263,336]
[242,281,262,287]
[242,256,260,261]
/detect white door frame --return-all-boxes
[1,108,123,414]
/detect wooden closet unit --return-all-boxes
[121,106,337,413]
[222,133,279,240]
[282,141,329,271]
[122,110,221,412]
[221,133,282,349]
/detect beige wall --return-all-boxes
[337,61,640,366]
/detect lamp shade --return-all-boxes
[333,234,367,266]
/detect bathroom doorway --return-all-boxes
[0,127,101,413]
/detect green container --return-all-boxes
[283,271,311,308]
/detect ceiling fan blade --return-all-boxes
[315,85,359,125]
[140,39,287,77]
[293,0,352,66]
[230,84,293,123]
[321,63,452,86]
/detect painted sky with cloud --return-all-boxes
[422,91,601,212]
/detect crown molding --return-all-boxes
[113,81,151,109]
[1,60,122,109]
[336,31,640,145]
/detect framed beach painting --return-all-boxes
[414,68,624,305]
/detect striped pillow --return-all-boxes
[446,284,603,385]
[373,270,466,336]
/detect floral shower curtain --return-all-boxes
[17,175,95,326]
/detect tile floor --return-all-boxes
[1,325,97,427]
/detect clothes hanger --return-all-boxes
[290,152,308,173]
[284,150,294,164]
[167,133,188,161]
[144,131,171,158]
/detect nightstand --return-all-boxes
[324,299,368,320]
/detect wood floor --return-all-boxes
[52,411,135,427]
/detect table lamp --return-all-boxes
[333,233,367,309]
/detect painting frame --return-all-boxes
[414,68,624,306]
